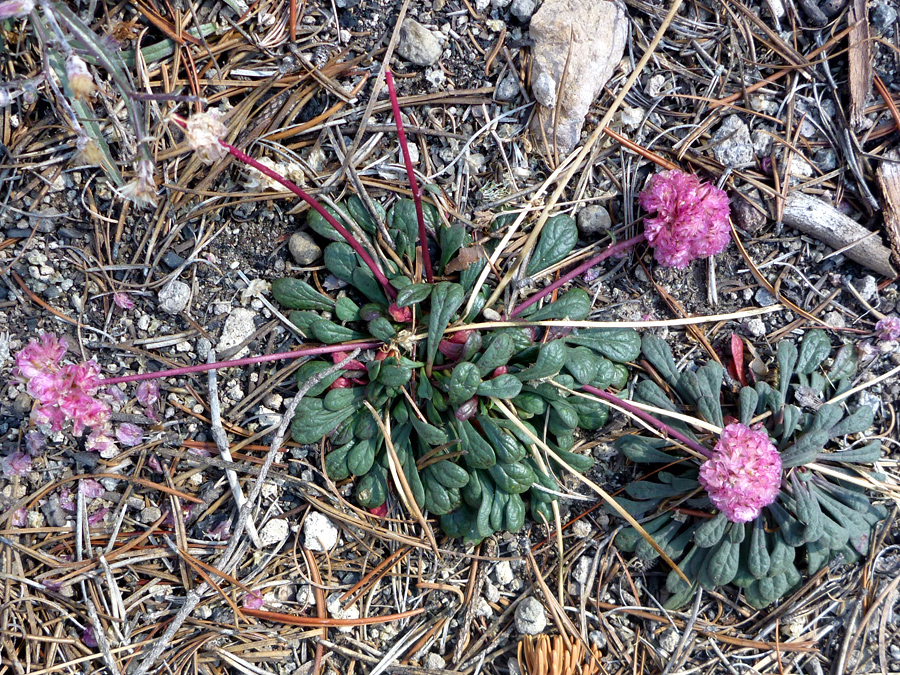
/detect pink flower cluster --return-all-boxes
[638,169,731,268]
[12,334,117,457]
[875,316,900,341]
[698,423,782,523]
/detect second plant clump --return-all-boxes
[273,195,641,543]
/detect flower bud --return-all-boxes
[66,56,95,100]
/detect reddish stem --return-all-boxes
[580,384,713,458]
[511,233,647,318]
[172,116,395,300]
[99,341,383,386]
[384,69,434,284]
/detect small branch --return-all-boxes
[86,598,123,675]
[208,351,262,548]
[510,233,646,318]
[580,384,713,458]
[384,68,434,283]
[99,341,382,386]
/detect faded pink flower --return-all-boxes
[1,452,31,477]
[136,380,160,407]
[25,432,44,455]
[185,110,229,164]
[85,427,117,456]
[79,478,105,499]
[59,488,75,511]
[243,592,264,610]
[0,0,35,19]
[113,292,134,310]
[82,627,98,648]
[638,169,731,268]
[11,508,26,527]
[205,517,232,541]
[120,159,157,208]
[14,333,67,381]
[116,423,143,447]
[875,316,900,341]
[698,423,781,523]
[88,507,109,526]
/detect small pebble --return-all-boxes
[515,596,547,635]
[658,627,681,653]
[494,560,514,585]
[423,654,445,670]
[158,280,191,314]
[304,512,339,551]
[571,519,593,538]
[397,19,443,66]
[288,231,322,265]
[577,205,612,237]
[140,506,162,524]
[755,287,777,307]
[260,518,290,547]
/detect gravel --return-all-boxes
[514,596,547,635]
[158,280,191,314]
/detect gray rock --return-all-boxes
[872,0,897,29]
[589,630,607,650]
[30,207,61,233]
[163,251,186,270]
[485,581,501,603]
[577,205,612,236]
[218,308,257,358]
[824,311,846,329]
[515,596,547,635]
[711,115,754,168]
[496,69,520,102]
[755,287,777,307]
[658,627,680,653]
[158,280,191,314]
[397,19,442,67]
[492,0,513,7]
[529,0,628,154]
[424,654,445,670]
[852,275,879,302]
[5,228,32,238]
[494,560,514,585]
[730,191,766,233]
[140,506,162,523]
[475,0,491,11]
[304,512,339,551]
[745,318,766,338]
[288,231,322,265]
[511,0,538,21]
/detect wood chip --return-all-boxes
[848,0,873,131]
[876,149,900,271]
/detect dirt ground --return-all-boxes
[1,0,900,673]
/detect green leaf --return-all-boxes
[335,296,360,322]
[476,333,516,376]
[323,387,364,411]
[640,334,680,386]
[747,518,770,579]
[449,362,482,407]
[477,374,523,399]
[377,357,413,387]
[457,420,496,469]
[565,346,601,385]
[426,282,465,369]
[296,361,343,396]
[308,204,357,242]
[424,461,470,489]
[347,438,377,476]
[828,406,874,437]
[515,341,568,381]
[615,435,678,463]
[566,328,641,363]
[526,214,578,275]
[780,430,829,468]
[423,473,462,515]
[739,387,759,426]
[694,513,728,548]
[396,283,433,308]
[356,465,388,508]
[346,194,384,234]
[324,444,352,481]
[272,278,334,311]
[820,441,882,464]
[478,414,527,464]
[624,480,689,500]
[368,316,396,343]
[527,289,592,321]
[513,391,548,416]
[291,398,356,444]
[351,267,388,305]
[567,395,609,430]
[488,461,535,494]
[549,446,594,473]
[310,320,368,344]
[776,340,799,396]
[439,224,468,273]
[410,414,449,446]
[796,330,831,375]
[704,536,740,587]
[324,242,359,283]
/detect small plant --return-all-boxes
[612,331,887,608]
[272,196,640,542]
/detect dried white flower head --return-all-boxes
[119,159,158,208]
[0,0,34,19]
[185,110,228,164]
[65,56,95,100]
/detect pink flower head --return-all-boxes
[14,333,67,381]
[82,627,98,648]
[85,427,117,455]
[88,507,109,526]
[638,169,731,268]
[243,592,264,610]
[698,423,782,523]
[136,381,160,407]
[25,432,45,455]
[113,292,134,310]
[875,316,900,341]
[0,0,35,20]
[11,508,26,527]
[79,478,105,499]
[1,452,32,477]
[116,423,143,447]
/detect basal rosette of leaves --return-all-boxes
[613,331,887,609]
[272,196,641,544]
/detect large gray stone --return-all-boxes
[515,596,547,635]
[397,19,442,67]
[529,0,628,154]
[158,281,191,314]
[711,115,754,168]
[289,231,322,265]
